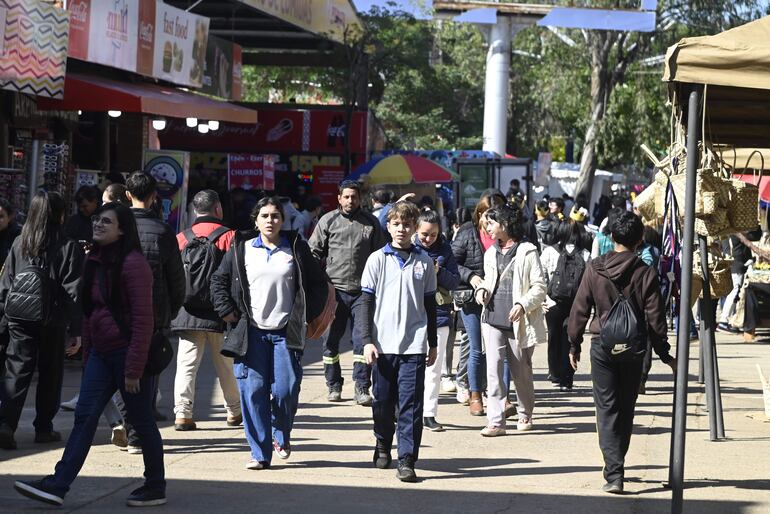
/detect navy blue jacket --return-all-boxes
[414,235,460,328]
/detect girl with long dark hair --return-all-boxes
[14,203,165,507]
[0,192,84,450]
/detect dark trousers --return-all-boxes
[45,348,165,497]
[372,354,426,461]
[640,337,653,387]
[324,290,371,389]
[0,322,65,433]
[590,341,644,483]
[546,303,574,386]
[122,375,160,447]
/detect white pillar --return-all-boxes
[482,17,511,156]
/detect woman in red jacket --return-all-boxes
[14,203,165,508]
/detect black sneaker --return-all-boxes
[602,480,624,494]
[0,424,16,450]
[354,386,373,406]
[423,417,445,432]
[34,431,62,443]
[14,479,64,506]
[396,457,418,482]
[126,485,167,507]
[372,441,392,469]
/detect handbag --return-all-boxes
[306,283,338,340]
[220,316,249,358]
[450,288,475,307]
[97,267,173,376]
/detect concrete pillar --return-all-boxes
[482,17,511,156]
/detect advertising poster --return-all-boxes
[143,149,189,233]
[459,164,489,208]
[227,154,265,191]
[67,0,90,59]
[313,165,345,212]
[136,0,155,76]
[153,2,209,88]
[201,36,242,101]
[87,0,139,72]
[0,0,70,99]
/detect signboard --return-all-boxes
[153,2,209,88]
[0,0,70,99]
[243,0,361,44]
[313,165,345,212]
[201,35,242,101]
[227,154,277,191]
[143,149,189,233]
[458,163,489,209]
[263,154,275,190]
[88,0,139,72]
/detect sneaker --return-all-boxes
[226,414,243,427]
[354,386,373,406]
[456,386,470,405]
[34,431,62,444]
[0,424,17,450]
[516,418,533,431]
[423,417,445,432]
[111,425,128,448]
[480,425,506,437]
[125,485,167,507]
[273,439,291,460]
[602,480,624,494]
[174,418,196,431]
[396,457,418,482]
[372,441,392,469]
[441,377,457,393]
[14,479,64,506]
[717,322,740,334]
[60,396,79,411]
[504,401,517,419]
[127,444,142,455]
[560,385,573,392]
[246,459,268,470]
[327,387,343,403]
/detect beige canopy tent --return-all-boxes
[664,15,770,149]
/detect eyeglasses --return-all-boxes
[91,215,114,226]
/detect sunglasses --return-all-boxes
[91,215,114,226]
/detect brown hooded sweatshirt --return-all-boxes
[567,250,673,363]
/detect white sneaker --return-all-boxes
[441,377,457,393]
[455,386,470,405]
[480,425,506,437]
[516,418,533,431]
[60,395,79,412]
[126,444,142,454]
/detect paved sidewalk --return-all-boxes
[1,331,769,513]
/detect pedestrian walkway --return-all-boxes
[1,331,769,513]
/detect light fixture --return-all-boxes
[197,123,209,134]
[77,110,83,116]
[208,120,219,131]
[107,110,122,118]
[186,117,198,128]
[152,118,167,131]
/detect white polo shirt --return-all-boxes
[244,235,295,330]
[361,243,437,355]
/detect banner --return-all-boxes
[243,0,361,44]
[201,35,242,101]
[0,0,70,99]
[143,149,189,233]
[228,154,265,191]
[153,2,208,88]
[87,0,139,72]
[313,165,345,212]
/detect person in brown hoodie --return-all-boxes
[567,210,676,495]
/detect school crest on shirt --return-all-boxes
[414,260,425,280]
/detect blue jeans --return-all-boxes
[45,348,165,497]
[460,305,485,392]
[235,326,302,464]
[372,354,426,461]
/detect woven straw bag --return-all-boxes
[695,208,729,237]
[694,252,734,299]
[727,179,759,232]
[634,183,659,222]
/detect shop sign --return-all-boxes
[201,35,242,101]
[459,164,490,208]
[243,0,361,44]
[153,1,209,88]
[313,165,345,212]
[9,92,78,126]
[0,0,70,99]
[227,153,276,191]
[143,149,190,232]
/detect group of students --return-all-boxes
[1,176,678,507]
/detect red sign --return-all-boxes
[68,0,90,59]
[263,155,275,190]
[314,166,345,212]
[227,154,277,191]
[137,0,156,76]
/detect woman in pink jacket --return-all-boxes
[14,203,165,508]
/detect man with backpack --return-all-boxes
[171,190,241,431]
[567,211,676,494]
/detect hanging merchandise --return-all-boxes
[36,142,70,196]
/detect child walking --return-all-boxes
[360,201,438,482]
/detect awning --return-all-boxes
[37,73,258,124]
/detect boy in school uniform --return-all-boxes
[359,201,438,482]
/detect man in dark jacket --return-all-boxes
[170,190,240,431]
[64,185,101,243]
[567,211,676,494]
[308,180,385,405]
[124,172,185,446]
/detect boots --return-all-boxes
[469,391,484,416]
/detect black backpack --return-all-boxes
[181,226,229,316]
[547,247,586,303]
[5,258,53,324]
[599,264,648,361]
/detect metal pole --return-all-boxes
[670,89,700,514]
[698,333,705,384]
[481,17,511,156]
[699,235,718,441]
[712,335,725,438]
